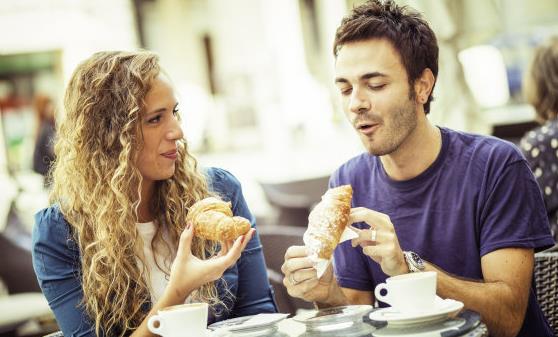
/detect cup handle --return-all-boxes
[374,282,391,305]
[147,315,164,335]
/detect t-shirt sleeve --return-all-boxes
[32,207,96,337]
[479,160,555,256]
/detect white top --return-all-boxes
[136,221,178,303]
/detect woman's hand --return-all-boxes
[167,223,255,298]
[349,207,408,276]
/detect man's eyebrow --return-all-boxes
[361,72,387,80]
[335,72,388,84]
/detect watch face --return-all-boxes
[406,251,424,270]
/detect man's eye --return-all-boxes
[340,88,352,96]
[368,84,386,90]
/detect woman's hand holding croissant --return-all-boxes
[167,223,255,298]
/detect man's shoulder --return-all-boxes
[444,127,524,165]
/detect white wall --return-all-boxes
[0,0,139,84]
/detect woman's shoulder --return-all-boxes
[32,205,75,249]
[204,167,242,197]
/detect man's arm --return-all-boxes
[349,207,535,337]
[428,247,533,337]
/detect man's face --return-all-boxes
[136,74,184,183]
[334,39,419,156]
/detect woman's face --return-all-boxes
[136,74,184,183]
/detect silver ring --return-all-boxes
[289,273,297,285]
[370,228,377,241]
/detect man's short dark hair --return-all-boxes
[333,0,439,114]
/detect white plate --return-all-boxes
[208,313,289,332]
[369,297,464,327]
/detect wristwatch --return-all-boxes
[403,251,425,272]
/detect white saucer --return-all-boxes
[208,313,289,332]
[369,297,464,327]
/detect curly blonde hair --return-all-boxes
[50,51,221,336]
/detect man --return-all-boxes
[280,1,555,337]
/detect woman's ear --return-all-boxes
[414,68,435,105]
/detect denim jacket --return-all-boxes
[32,167,277,336]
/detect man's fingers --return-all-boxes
[349,207,391,229]
[281,257,314,274]
[351,227,379,247]
[284,246,309,260]
[285,277,320,299]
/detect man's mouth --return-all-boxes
[356,122,379,135]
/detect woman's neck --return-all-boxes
[137,179,155,223]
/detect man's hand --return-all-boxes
[349,207,408,276]
[280,245,346,306]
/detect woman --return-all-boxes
[31,51,277,337]
[520,36,558,242]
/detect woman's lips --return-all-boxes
[161,150,177,160]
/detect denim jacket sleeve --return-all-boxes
[207,168,278,319]
[31,206,97,337]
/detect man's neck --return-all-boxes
[379,119,441,181]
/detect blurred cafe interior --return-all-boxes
[0,0,557,336]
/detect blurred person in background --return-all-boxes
[31,51,276,337]
[281,1,554,337]
[32,94,56,187]
[520,36,558,243]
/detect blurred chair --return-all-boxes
[0,201,40,294]
[258,225,314,314]
[534,245,558,335]
[0,201,54,337]
[259,175,329,227]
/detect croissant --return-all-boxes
[304,185,353,260]
[186,197,251,241]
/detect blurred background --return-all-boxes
[0,0,557,335]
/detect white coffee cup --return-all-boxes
[374,271,437,314]
[147,302,208,337]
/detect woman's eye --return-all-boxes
[148,115,161,123]
[340,88,352,96]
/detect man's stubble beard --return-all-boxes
[364,98,418,156]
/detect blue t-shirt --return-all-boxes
[332,127,555,337]
[32,167,277,337]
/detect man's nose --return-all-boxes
[348,88,371,114]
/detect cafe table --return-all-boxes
[210,306,489,337]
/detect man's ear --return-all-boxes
[414,68,435,104]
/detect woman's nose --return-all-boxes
[167,119,184,140]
